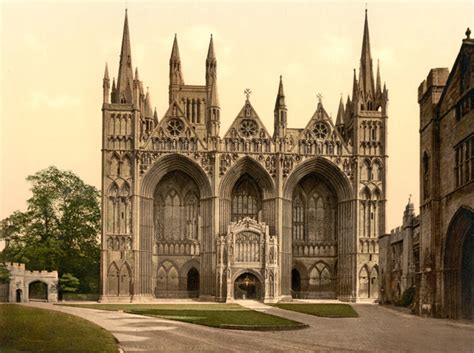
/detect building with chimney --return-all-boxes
[100,10,388,302]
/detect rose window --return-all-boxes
[313,122,329,139]
[167,118,184,136]
[239,119,258,138]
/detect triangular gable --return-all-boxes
[142,100,206,150]
[223,99,271,140]
[290,102,350,153]
[437,40,473,115]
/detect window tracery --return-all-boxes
[231,175,261,222]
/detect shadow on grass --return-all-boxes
[271,303,359,318]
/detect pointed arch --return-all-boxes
[292,192,305,241]
[119,262,132,296]
[107,262,120,296]
[219,156,275,200]
[372,159,382,181]
[444,206,474,319]
[360,159,371,180]
[284,157,352,201]
[109,152,120,176]
[184,191,199,239]
[370,265,379,299]
[359,265,370,298]
[121,154,132,177]
[231,173,261,222]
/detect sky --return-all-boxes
[0,0,472,230]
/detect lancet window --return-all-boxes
[231,175,261,222]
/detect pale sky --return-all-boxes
[0,0,472,230]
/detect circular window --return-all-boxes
[239,119,258,138]
[313,122,329,139]
[167,118,184,136]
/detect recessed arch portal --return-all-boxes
[444,206,474,319]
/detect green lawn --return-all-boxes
[271,303,358,318]
[62,303,308,331]
[0,304,119,353]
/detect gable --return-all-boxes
[290,102,349,153]
[223,99,271,140]
[142,100,206,150]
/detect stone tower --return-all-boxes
[100,10,388,303]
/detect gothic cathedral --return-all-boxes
[100,10,388,302]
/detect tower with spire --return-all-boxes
[100,9,388,304]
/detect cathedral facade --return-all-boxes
[100,10,388,302]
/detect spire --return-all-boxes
[103,63,110,104]
[207,34,216,62]
[274,75,287,139]
[170,34,181,61]
[206,34,217,88]
[274,75,286,110]
[352,68,358,100]
[169,34,184,103]
[135,67,139,81]
[145,88,153,117]
[359,9,375,98]
[376,60,381,95]
[103,63,110,81]
[116,9,134,104]
[336,96,344,126]
[153,107,159,125]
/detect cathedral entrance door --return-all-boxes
[234,273,261,300]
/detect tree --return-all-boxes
[59,273,80,293]
[0,166,101,293]
[0,263,10,284]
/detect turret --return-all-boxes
[169,34,184,104]
[103,63,110,104]
[115,10,134,104]
[273,75,287,139]
[207,80,220,139]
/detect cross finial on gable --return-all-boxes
[317,93,323,104]
[244,88,252,101]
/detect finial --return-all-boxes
[317,93,323,104]
[466,27,471,39]
[408,194,412,203]
[244,88,252,101]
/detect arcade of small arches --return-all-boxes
[103,154,382,302]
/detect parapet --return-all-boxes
[418,68,449,102]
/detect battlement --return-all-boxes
[5,262,26,270]
[418,68,449,102]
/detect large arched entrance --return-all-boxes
[139,154,213,298]
[444,207,474,319]
[234,273,261,300]
[283,157,353,299]
[29,281,48,301]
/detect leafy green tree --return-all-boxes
[0,263,10,284]
[0,166,101,293]
[59,273,80,293]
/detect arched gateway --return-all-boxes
[100,10,387,303]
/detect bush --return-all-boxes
[399,287,416,307]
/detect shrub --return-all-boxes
[400,286,416,307]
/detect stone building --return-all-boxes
[417,30,474,319]
[379,199,420,305]
[0,262,58,303]
[100,10,388,302]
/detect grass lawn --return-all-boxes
[0,304,119,353]
[271,303,358,318]
[62,303,307,331]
